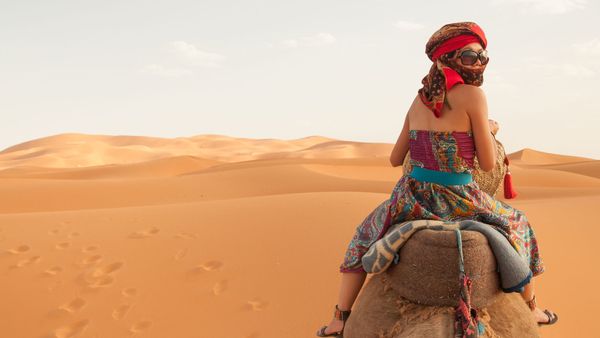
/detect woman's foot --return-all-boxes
[316,318,344,336]
[526,295,558,325]
[316,305,351,337]
[532,307,558,325]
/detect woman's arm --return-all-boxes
[466,87,497,172]
[389,112,410,167]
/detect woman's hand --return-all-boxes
[489,119,499,135]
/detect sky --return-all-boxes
[1,0,599,159]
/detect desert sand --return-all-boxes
[0,132,598,338]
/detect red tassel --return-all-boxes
[503,155,518,199]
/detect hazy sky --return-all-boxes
[1,0,599,159]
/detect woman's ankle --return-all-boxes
[337,305,351,312]
[524,294,537,311]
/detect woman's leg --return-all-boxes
[338,271,367,310]
[316,271,367,335]
[317,198,392,335]
[520,278,534,302]
[520,278,557,324]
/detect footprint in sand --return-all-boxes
[212,280,228,296]
[174,232,198,239]
[68,232,80,238]
[112,304,133,320]
[43,266,63,276]
[91,262,123,276]
[59,297,87,313]
[86,275,115,289]
[52,319,90,338]
[174,248,188,261]
[243,298,269,312]
[49,221,70,235]
[11,255,41,268]
[78,254,103,267]
[55,242,71,250]
[199,260,223,271]
[121,288,138,298]
[128,226,160,239]
[129,320,152,334]
[81,245,99,253]
[186,260,224,279]
[5,244,30,254]
[81,262,124,288]
[187,260,224,277]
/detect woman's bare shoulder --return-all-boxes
[449,83,485,98]
[448,84,486,110]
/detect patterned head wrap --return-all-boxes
[418,22,488,118]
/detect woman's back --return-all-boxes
[408,84,471,132]
[406,84,497,172]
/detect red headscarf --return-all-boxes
[418,22,488,118]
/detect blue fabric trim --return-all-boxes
[502,270,533,293]
[409,166,473,186]
[477,321,486,334]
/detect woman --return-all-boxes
[316,21,558,337]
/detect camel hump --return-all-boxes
[387,229,501,308]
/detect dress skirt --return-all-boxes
[339,174,544,276]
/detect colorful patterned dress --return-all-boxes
[339,129,544,276]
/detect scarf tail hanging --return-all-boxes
[453,229,484,337]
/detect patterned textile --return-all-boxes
[339,130,544,277]
[418,22,488,118]
[409,129,475,173]
[360,219,533,293]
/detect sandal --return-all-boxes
[526,295,559,326]
[316,304,351,337]
[539,309,559,326]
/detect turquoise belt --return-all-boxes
[409,166,473,186]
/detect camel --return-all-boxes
[344,228,540,337]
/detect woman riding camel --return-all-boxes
[316,21,558,337]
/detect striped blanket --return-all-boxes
[361,219,532,292]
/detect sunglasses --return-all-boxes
[454,49,489,66]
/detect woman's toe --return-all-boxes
[316,326,331,336]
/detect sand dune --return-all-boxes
[508,148,594,165]
[0,133,597,337]
[0,156,223,180]
[511,160,600,180]
[0,133,339,170]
